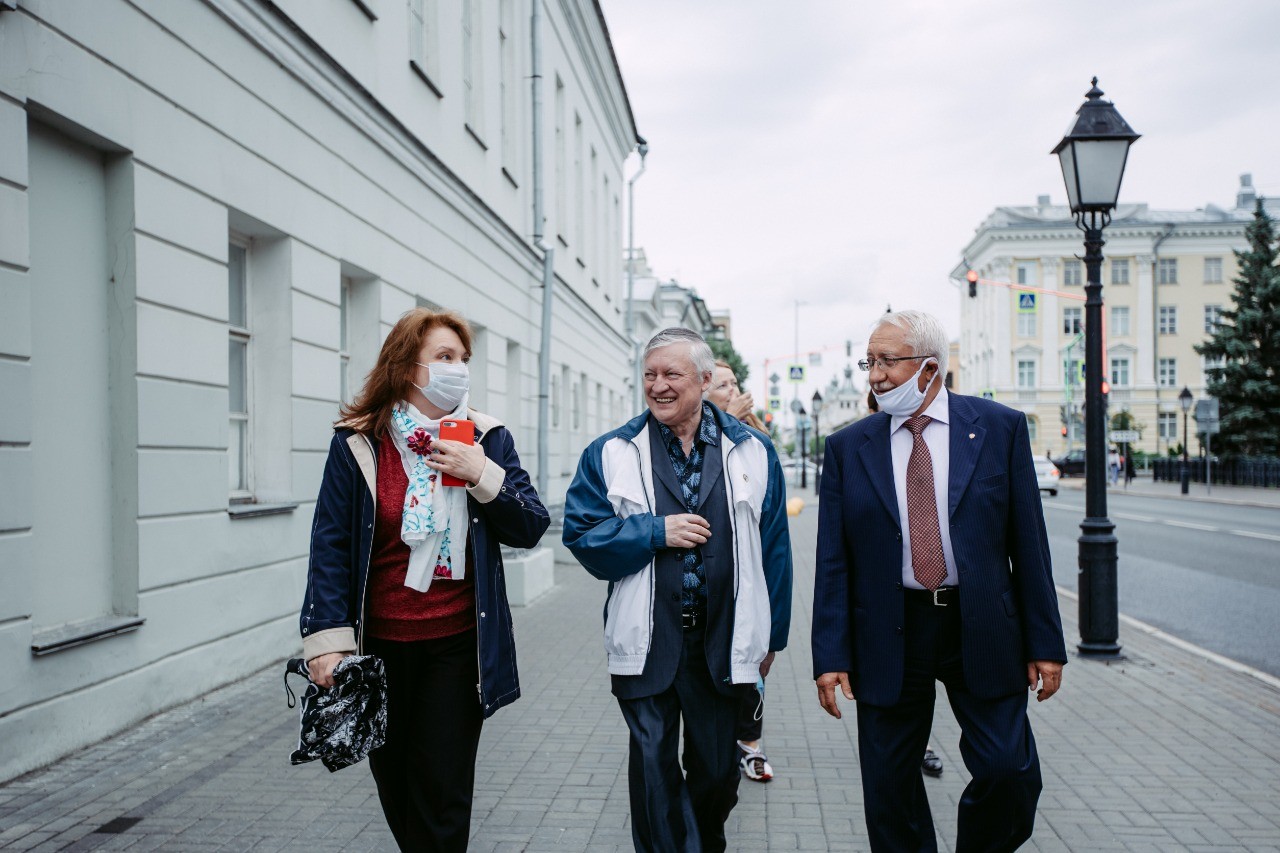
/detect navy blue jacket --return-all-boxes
[299,414,549,718]
[812,393,1067,705]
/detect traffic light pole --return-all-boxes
[1076,213,1120,656]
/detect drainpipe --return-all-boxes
[531,0,554,500]
[1150,223,1175,453]
[624,136,649,412]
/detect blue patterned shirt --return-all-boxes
[656,403,720,612]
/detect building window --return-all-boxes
[1158,357,1177,387]
[1016,264,1031,285]
[1063,306,1082,335]
[1158,257,1178,284]
[573,113,583,256]
[1110,305,1130,336]
[461,0,484,142]
[228,241,251,497]
[1158,305,1178,335]
[1064,358,1081,387]
[498,0,516,178]
[1062,259,1082,286]
[1017,311,1036,337]
[407,0,441,95]
[1204,257,1223,284]
[1204,304,1222,333]
[339,277,352,403]
[554,76,566,241]
[1202,354,1225,386]
[1016,360,1036,388]
[572,381,580,430]
[1026,415,1038,443]
[550,373,559,428]
[1158,412,1177,442]
[1110,357,1130,388]
[1110,258,1129,285]
[589,147,598,278]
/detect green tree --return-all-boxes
[1110,409,1145,438]
[708,337,750,387]
[1196,199,1280,455]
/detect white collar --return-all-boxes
[890,385,950,435]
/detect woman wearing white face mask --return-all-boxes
[299,307,549,851]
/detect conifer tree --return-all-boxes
[1195,198,1280,455]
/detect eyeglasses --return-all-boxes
[857,355,930,372]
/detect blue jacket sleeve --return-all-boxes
[562,439,664,582]
[301,433,358,637]
[1005,412,1068,663]
[759,440,794,653]
[812,435,853,678]
[473,427,551,549]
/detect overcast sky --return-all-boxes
[600,0,1280,405]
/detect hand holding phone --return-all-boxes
[437,419,475,487]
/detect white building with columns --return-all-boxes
[0,0,638,781]
[954,176,1271,459]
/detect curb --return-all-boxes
[1058,478,1280,510]
[1055,585,1280,691]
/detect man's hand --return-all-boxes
[1026,660,1063,702]
[727,392,755,421]
[816,671,854,719]
[759,651,776,678]
[664,513,711,549]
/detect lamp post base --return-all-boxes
[1077,516,1120,657]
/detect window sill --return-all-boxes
[409,61,444,98]
[576,257,585,269]
[228,501,299,520]
[557,234,568,248]
[465,124,489,151]
[32,616,145,656]
[349,0,377,21]
[502,167,519,189]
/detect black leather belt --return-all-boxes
[904,586,958,607]
[681,608,705,629]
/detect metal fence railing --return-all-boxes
[1151,456,1280,488]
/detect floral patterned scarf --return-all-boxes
[388,398,470,592]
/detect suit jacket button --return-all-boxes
[896,582,902,590]
[896,626,903,635]
[671,593,679,601]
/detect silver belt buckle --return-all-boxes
[931,588,948,607]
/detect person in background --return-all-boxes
[564,328,793,852]
[300,307,549,851]
[707,360,773,783]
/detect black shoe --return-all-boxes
[921,749,943,777]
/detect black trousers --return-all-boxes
[735,682,763,743]
[856,600,1042,853]
[366,630,483,853]
[617,626,742,853]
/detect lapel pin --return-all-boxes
[969,433,975,439]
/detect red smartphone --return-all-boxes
[438,419,475,487]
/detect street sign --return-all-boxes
[788,365,805,382]
[790,398,803,413]
[980,389,995,400]
[1110,429,1140,443]
[809,352,821,366]
[1194,398,1220,435]
[1017,292,1036,313]
[768,396,782,412]
[769,372,780,385]
[769,384,780,397]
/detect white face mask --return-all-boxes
[872,357,938,417]
[414,361,469,411]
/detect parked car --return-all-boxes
[1051,449,1086,478]
[1033,457,1060,496]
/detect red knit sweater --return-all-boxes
[365,435,476,641]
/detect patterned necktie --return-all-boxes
[905,415,948,590]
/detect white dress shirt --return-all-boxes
[890,386,959,589]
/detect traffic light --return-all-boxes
[1061,425,1068,437]
[967,269,978,298]
[763,411,773,428]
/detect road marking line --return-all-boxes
[1230,529,1280,542]
[1163,520,1219,531]
[1113,513,1158,523]
[1055,586,1280,691]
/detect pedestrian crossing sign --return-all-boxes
[1018,292,1036,313]
[789,365,805,382]
[768,397,782,412]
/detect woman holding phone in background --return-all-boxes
[300,307,549,851]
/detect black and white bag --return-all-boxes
[284,655,388,772]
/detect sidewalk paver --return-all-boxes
[3,503,1279,851]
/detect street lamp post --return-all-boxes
[1179,386,1193,495]
[797,405,808,490]
[1052,77,1140,657]
[811,390,824,494]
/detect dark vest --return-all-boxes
[610,416,737,699]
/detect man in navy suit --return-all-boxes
[812,310,1066,851]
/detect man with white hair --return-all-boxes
[564,327,793,852]
[812,310,1066,851]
